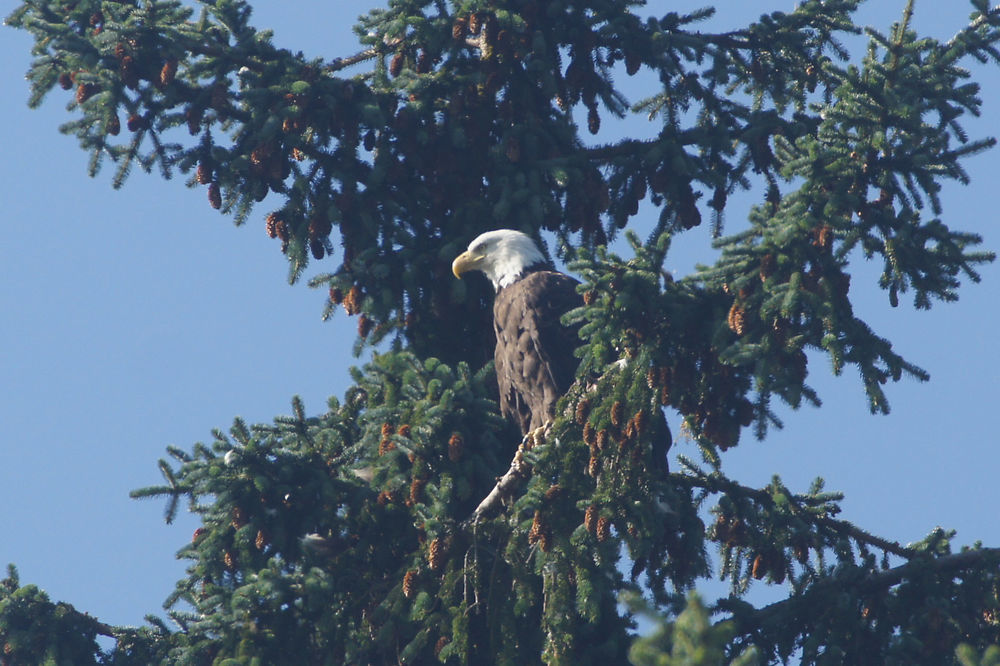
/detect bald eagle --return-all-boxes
[452,230,582,436]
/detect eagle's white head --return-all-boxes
[451,229,547,290]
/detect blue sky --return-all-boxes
[1,1,998,630]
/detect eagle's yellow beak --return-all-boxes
[451,250,483,279]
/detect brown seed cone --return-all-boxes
[186,107,203,135]
[813,224,833,252]
[469,11,484,34]
[416,51,432,74]
[588,454,599,477]
[106,115,121,136]
[584,505,598,534]
[736,400,755,427]
[751,553,766,579]
[596,429,609,451]
[528,510,544,544]
[207,183,222,210]
[434,636,449,657]
[307,214,332,240]
[160,58,178,87]
[272,219,288,242]
[381,423,394,438]
[587,106,601,135]
[760,253,776,282]
[58,72,74,90]
[76,83,98,104]
[582,289,597,305]
[255,529,269,550]
[428,538,445,571]
[357,314,373,338]
[447,432,463,462]
[389,53,405,78]
[727,301,747,335]
[223,550,236,570]
[409,477,426,505]
[596,516,611,542]
[633,410,649,434]
[265,212,280,239]
[378,437,395,456]
[329,287,343,305]
[402,569,417,598]
[343,285,363,316]
[397,424,411,438]
[623,419,637,443]
[127,114,147,132]
[583,422,596,447]
[196,162,212,185]
[575,399,591,425]
[610,401,624,427]
[678,192,701,229]
[625,50,641,76]
[309,238,325,260]
[452,17,468,40]
[377,489,391,506]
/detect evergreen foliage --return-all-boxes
[6,0,1000,663]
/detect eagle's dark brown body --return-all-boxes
[492,269,582,435]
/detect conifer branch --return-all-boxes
[674,472,917,559]
[581,139,660,163]
[326,38,403,72]
[55,602,116,639]
[327,48,380,72]
[731,547,1000,634]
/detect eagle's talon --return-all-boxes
[521,425,549,452]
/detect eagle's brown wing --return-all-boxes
[492,270,582,435]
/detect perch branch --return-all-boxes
[467,430,545,522]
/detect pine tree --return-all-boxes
[6,0,1000,663]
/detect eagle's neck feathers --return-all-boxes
[492,260,549,290]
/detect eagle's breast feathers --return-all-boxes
[493,269,581,435]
